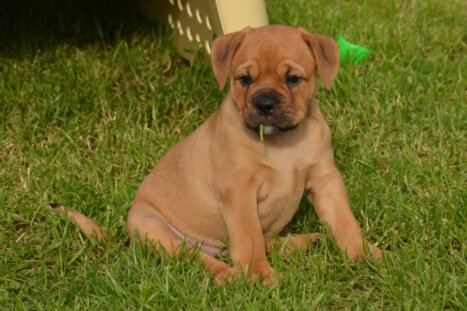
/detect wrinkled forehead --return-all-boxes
[231,26,315,72]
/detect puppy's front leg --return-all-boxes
[307,161,382,260]
[221,181,275,284]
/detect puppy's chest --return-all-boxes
[257,163,307,239]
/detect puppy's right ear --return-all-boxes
[211,28,249,90]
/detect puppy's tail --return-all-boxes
[50,203,107,242]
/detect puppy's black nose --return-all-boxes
[254,96,278,116]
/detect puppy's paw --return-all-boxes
[246,260,278,287]
[346,243,383,261]
[267,233,321,255]
[212,266,239,285]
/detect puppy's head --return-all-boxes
[211,25,339,135]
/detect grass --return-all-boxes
[0,0,465,309]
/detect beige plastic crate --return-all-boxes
[139,0,269,60]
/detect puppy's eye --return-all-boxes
[286,75,303,87]
[238,75,253,87]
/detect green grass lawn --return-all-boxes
[1,0,465,309]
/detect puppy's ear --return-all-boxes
[211,28,249,90]
[299,28,339,89]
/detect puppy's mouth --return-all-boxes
[244,115,299,135]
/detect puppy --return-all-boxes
[55,25,382,285]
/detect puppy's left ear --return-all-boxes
[299,28,339,89]
[211,28,249,90]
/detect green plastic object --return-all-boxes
[337,35,370,64]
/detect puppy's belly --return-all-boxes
[258,192,303,240]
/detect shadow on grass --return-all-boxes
[0,0,166,58]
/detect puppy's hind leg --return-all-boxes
[128,202,237,284]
